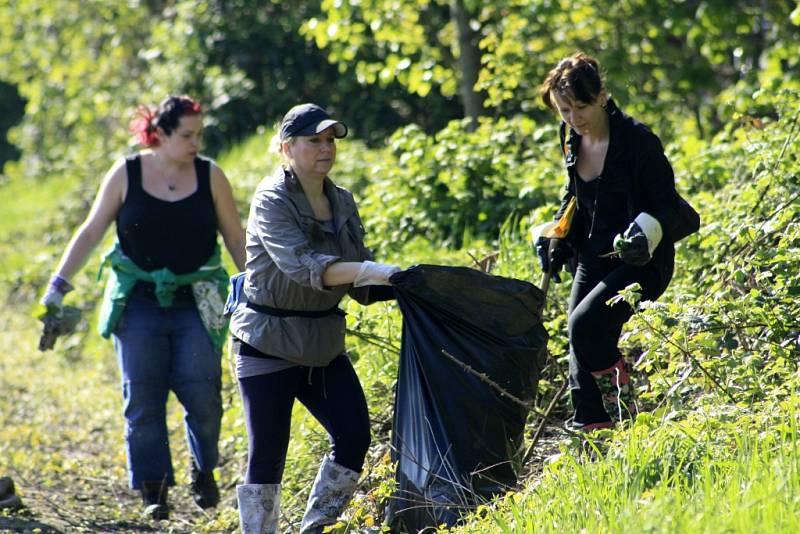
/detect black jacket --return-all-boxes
[554,99,681,285]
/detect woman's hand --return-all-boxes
[353,261,401,287]
[613,213,663,266]
[613,223,651,266]
[535,237,573,282]
[321,261,400,287]
[40,275,74,310]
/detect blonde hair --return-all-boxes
[269,132,295,163]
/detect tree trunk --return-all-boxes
[450,0,483,129]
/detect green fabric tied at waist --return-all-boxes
[97,242,230,350]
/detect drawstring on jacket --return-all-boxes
[306,367,328,399]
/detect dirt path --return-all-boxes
[0,313,243,533]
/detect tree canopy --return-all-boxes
[1,0,799,203]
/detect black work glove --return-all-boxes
[37,305,82,351]
[613,222,651,266]
[535,237,573,283]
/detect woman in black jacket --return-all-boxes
[535,52,684,431]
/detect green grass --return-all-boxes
[0,175,78,278]
[450,401,800,534]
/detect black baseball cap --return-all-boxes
[278,103,348,140]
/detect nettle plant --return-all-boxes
[619,88,800,413]
[358,116,561,252]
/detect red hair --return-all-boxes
[129,96,203,148]
[129,105,159,148]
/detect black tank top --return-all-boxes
[116,155,218,274]
[575,175,630,258]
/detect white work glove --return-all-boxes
[633,212,663,255]
[353,261,401,287]
[612,212,663,266]
[40,274,75,310]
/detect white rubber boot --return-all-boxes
[237,483,281,534]
[299,455,360,533]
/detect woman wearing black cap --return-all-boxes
[229,103,400,533]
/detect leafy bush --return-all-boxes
[626,87,800,415]
[359,116,561,251]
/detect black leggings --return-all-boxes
[567,258,669,425]
[238,354,371,484]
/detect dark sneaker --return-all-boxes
[0,476,15,499]
[190,463,220,509]
[0,494,23,511]
[141,480,169,520]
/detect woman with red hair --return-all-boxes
[40,95,245,519]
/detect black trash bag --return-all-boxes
[385,265,548,533]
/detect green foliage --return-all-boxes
[306,0,800,141]
[626,87,800,414]
[0,0,251,183]
[358,116,560,250]
[306,0,458,98]
[0,0,465,186]
[305,0,494,122]
[451,400,800,533]
[0,0,145,180]
[168,0,459,148]
[478,0,800,139]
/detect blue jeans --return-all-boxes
[112,291,222,489]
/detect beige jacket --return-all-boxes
[229,167,374,366]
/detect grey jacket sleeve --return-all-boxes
[251,191,341,291]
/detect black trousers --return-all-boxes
[238,353,371,484]
[567,257,670,425]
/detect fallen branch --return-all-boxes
[440,348,541,415]
[346,328,401,355]
[522,376,569,466]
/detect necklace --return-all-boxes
[153,153,181,192]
